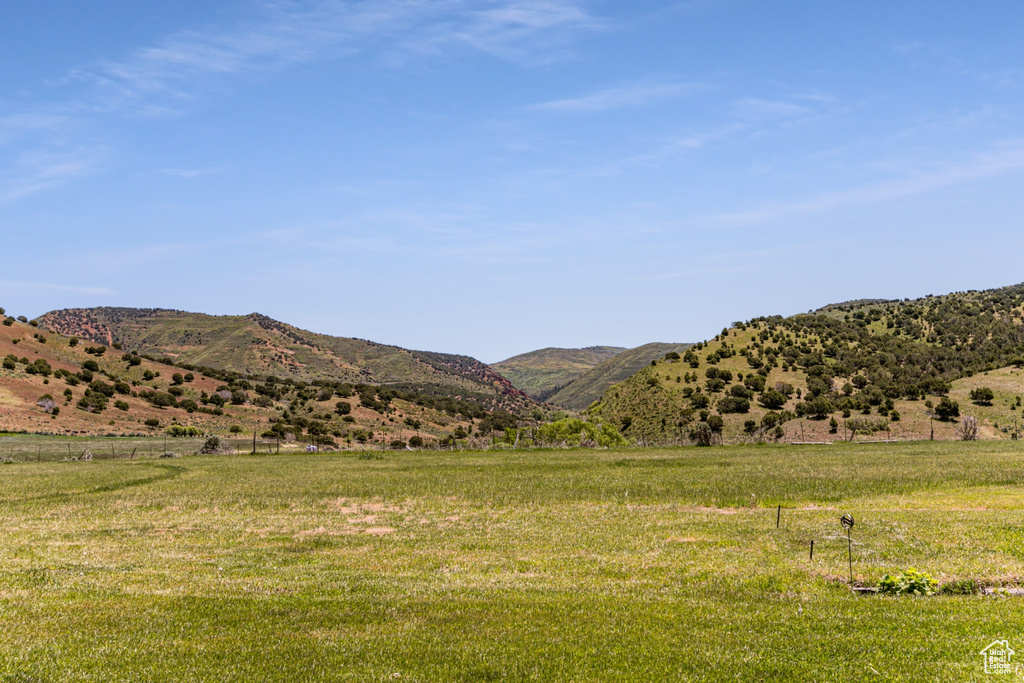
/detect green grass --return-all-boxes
[2,440,1024,680]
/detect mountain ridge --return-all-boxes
[38,307,531,414]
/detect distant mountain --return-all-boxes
[492,346,625,402]
[545,342,692,410]
[38,308,530,414]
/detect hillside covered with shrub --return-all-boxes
[590,284,1024,445]
[1,309,533,448]
[39,307,531,416]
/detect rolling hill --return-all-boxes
[0,312,517,446]
[589,283,1024,445]
[38,308,530,415]
[545,342,692,410]
[492,346,625,402]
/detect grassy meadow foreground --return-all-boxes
[2,440,1024,681]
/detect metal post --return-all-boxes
[847,527,853,583]
[809,540,814,560]
[776,505,781,529]
[841,514,855,584]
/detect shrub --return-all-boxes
[803,396,834,419]
[168,386,185,397]
[166,424,202,437]
[879,568,937,596]
[717,397,750,414]
[171,373,184,385]
[390,439,407,450]
[744,375,765,392]
[408,435,425,448]
[200,436,223,454]
[955,415,979,441]
[82,360,100,372]
[89,380,116,398]
[759,389,787,409]
[729,384,753,399]
[76,391,108,413]
[688,422,717,447]
[144,418,160,428]
[969,387,995,405]
[934,397,960,421]
[706,414,724,432]
[535,418,628,448]
[114,400,129,411]
[1,318,12,327]
[1,357,14,370]
[705,378,726,393]
[229,425,242,434]
[149,392,177,408]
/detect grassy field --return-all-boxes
[2,440,1024,681]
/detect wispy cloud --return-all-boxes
[528,80,699,112]
[0,148,100,205]
[0,113,68,145]
[155,166,229,179]
[0,280,115,297]
[67,0,599,110]
[0,1,599,206]
[710,139,1024,227]
[731,97,812,121]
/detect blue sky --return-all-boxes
[3,1,1024,362]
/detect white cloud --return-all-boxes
[155,166,229,179]
[0,280,115,297]
[710,139,1024,227]
[528,80,699,112]
[0,148,100,205]
[731,97,812,120]
[67,0,598,109]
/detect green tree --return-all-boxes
[759,389,787,410]
[969,387,994,405]
[934,397,960,421]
